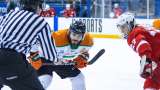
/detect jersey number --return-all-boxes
[130,38,136,50]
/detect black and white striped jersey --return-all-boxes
[0,10,58,62]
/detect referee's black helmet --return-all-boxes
[20,0,44,13]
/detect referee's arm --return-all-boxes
[39,23,58,63]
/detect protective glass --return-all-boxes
[41,3,46,11]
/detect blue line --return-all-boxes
[54,17,58,31]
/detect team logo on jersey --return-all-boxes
[80,48,85,53]
[65,53,72,55]
[71,50,75,52]
[58,50,64,54]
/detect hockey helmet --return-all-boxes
[68,20,86,40]
[20,0,44,13]
[66,4,70,10]
[46,4,50,11]
[116,12,136,39]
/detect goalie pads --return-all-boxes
[72,52,89,68]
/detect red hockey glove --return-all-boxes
[72,52,89,68]
[140,57,152,79]
[28,51,42,70]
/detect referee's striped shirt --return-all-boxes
[0,10,58,62]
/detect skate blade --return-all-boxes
[139,55,146,75]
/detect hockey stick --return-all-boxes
[139,55,146,75]
[42,49,105,66]
[88,49,105,65]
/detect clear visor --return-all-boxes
[70,31,83,40]
[70,29,84,35]
[117,24,129,39]
[117,28,124,39]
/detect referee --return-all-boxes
[0,0,59,90]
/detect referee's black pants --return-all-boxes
[0,48,44,90]
[0,82,3,90]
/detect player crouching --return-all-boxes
[28,20,94,90]
[117,12,160,90]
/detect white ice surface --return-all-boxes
[2,38,145,90]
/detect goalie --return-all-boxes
[28,20,94,90]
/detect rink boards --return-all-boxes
[0,16,156,39]
[45,17,155,39]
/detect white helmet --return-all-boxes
[46,4,50,11]
[15,7,20,11]
[66,4,70,8]
[116,12,136,39]
[114,3,119,8]
[66,4,70,10]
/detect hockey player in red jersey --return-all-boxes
[62,4,76,18]
[113,3,122,18]
[117,12,160,90]
[41,4,57,17]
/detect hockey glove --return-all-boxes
[28,51,42,70]
[72,52,89,68]
[140,58,152,79]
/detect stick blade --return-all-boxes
[139,55,146,75]
[88,49,105,65]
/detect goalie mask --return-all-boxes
[68,20,86,41]
[116,12,136,39]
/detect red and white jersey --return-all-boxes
[41,8,57,17]
[113,8,122,18]
[62,8,76,17]
[127,26,160,87]
[127,26,160,64]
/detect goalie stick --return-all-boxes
[42,49,105,66]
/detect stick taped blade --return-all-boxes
[88,49,105,65]
[139,55,146,75]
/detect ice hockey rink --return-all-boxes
[2,38,145,90]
